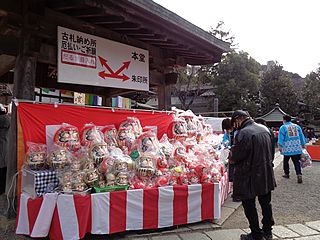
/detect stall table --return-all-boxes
[16,173,230,240]
[306,144,320,161]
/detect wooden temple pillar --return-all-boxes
[5,2,38,216]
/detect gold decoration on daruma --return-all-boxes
[47,148,68,170]
[89,142,109,165]
[26,142,47,170]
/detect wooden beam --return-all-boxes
[137,34,167,41]
[89,15,126,24]
[47,0,85,11]
[101,22,141,30]
[62,8,106,18]
[39,8,164,60]
[103,0,225,61]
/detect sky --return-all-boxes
[154,0,320,77]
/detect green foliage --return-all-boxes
[304,67,320,114]
[260,63,298,115]
[209,21,238,49]
[211,51,261,116]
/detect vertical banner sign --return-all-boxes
[57,26,149,91]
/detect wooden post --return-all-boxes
[158,84,171,111]
[5,1,38,218]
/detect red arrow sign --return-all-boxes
[98,56,131,82]
[98,71,130,81]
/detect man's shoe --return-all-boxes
[297,175,302,183]
[240,233,266,240]
[233,197,242,202]
[263,232,273,240]
[282,174,289,179]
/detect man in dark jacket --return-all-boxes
[0,104,10,194]
[230,110,276,240]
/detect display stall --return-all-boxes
[306,144,320,161]
[15,102,231,239]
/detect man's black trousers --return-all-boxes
[242,191,275,238]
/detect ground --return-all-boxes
[223,160,320,229]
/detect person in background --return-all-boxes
[221,118,241,202]
[0,104,10,194]
[221,118,232,147]
[278,115,306,183]
[230,110,276,240]
[255,119,276,161]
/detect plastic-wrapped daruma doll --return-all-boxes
[53,124,81,152]
[100,125,118,148]
[115,172,129,186]
[26,142,47,170]
[188,172,199,184]
[167,118,188,141]
[89,142,109,165]
[180,110,197,138]
[173,143,187,164]
[80,124,103,147]
[178,174,189,185]
[119,117,142,138]
[47,145,69,170]
[117,127,135,153]
[137,131,159,153]
[156,154,168,173]
[105,172,116,186]
[136,154,156,178]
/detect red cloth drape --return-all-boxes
[17,102,173,150]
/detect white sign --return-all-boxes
[57,26,149,91]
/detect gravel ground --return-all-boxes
[222,160,320,229]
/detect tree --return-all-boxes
[303,67,320,116]
[211,51,261,116]
[172,65,212,110]
[260,63,298,115]
[209,21,238,49]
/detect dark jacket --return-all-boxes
[0,114,10,168]
[231,119,276,200]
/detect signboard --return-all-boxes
[57,26,149,91]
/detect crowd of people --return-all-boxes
[222,111,307,240]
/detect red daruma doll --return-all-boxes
[53,124,81,152]
[80,124,103,147]
[167,118,188,141]
[100,125,118,148]
[119,117,142,138]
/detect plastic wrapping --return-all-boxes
[119,117,142,138]
[89,142,109,165]
[80,124,104,147]
[53,123,81,152]
[100,125,118,148]
[47,144,71,170]
[300,149,312,168]
[26,142,47,170]
[117,127,136,153]
[167,118,188,140]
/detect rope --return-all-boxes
[6,171,19,214]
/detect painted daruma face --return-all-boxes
[54,126,81,152]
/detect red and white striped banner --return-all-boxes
[16,182,225,240]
